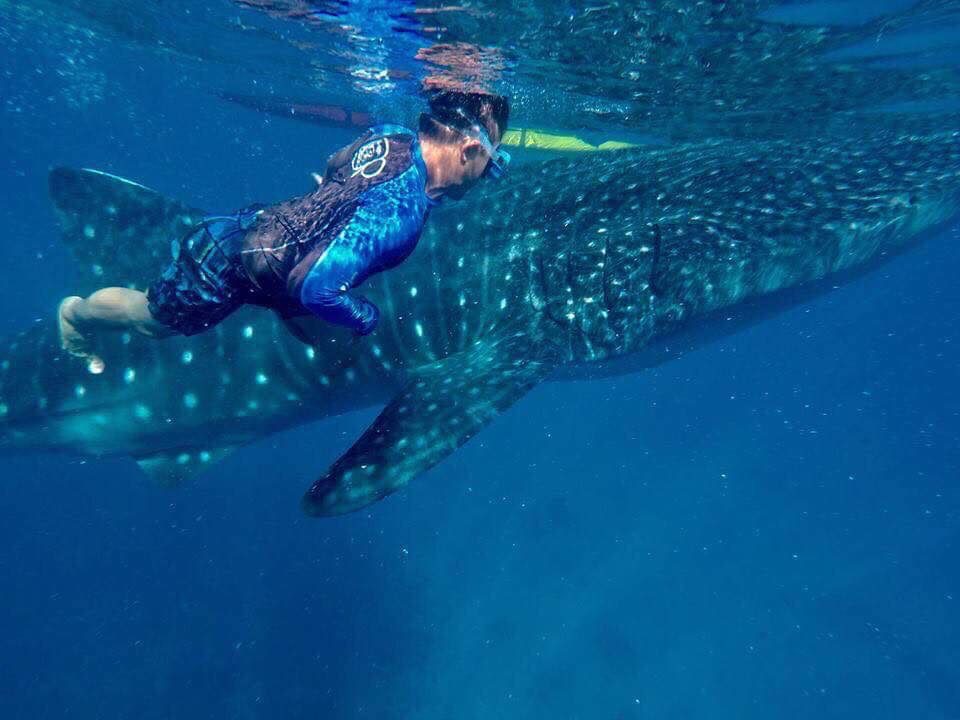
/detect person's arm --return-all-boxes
[298,204,387,335]
[300,243,380,336]
[298,167,426,336]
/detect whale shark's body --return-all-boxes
[1,129,958,514]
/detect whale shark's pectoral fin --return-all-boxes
[134,445,239,487]
[302,333,559,517]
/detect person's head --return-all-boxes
[418,89,510,199]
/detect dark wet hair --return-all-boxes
[419,90,510,143]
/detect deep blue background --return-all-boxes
[1,5,959,719]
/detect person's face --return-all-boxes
[447,123,503,199]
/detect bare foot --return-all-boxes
[58,297,105,373]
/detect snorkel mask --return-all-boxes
[447,107,512,180]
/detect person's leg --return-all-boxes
[59,287,174,363]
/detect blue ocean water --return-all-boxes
[1,2,959,718]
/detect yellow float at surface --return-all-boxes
[501,128,640,152]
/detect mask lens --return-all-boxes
[481,141,510,181]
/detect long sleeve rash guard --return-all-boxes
[239,125,437,335]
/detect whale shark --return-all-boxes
[0,128,958,515]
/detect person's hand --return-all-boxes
[356,304,379,336]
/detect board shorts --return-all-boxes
[147,206,263,336]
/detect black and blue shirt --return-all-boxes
[240,125,437,334]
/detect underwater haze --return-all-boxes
[2,1,960,718]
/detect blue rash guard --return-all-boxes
[148,126,437,338]
[298,127,437,334]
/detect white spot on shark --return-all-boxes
[124,368,136,384]
[243,326,254,339]
[183,392,198,408]
[176,453,191,465]
[409,286,418,298]
[83,224,96,239]
[305,346,316,360]
[199,451,211,463]
[415,322,424,338]
[0,403,7,417]
[255,372,269,385]
[75,385,86,398]
[181,351,193,364]
[134,404,152,420]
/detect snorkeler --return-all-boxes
[58,90,510,370]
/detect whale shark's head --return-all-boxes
[492,130,960,365]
